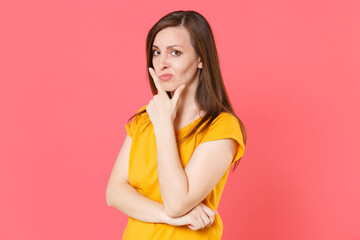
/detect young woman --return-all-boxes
[106,10,247,240]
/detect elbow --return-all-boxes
[165,207,183,218]
[164,201,189,218]
[106,181,128,207]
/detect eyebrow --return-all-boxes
[152,44,183,49]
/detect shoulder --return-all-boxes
[125,105,149,138]
[136,105,147,115]
[206,112,241,132]
[215,111,239,123]
[133,105,149,121]
[199,111,245,162]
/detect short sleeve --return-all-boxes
[125,105,147,138]
[200,112,245,166]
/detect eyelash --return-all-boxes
[152,50,181,56]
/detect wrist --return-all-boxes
[153,120,174,135]
[158,205,173,224]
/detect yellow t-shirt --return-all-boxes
[123,105,245,240]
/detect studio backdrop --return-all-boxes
[0,0,359,239]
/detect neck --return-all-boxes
[170,84,203,122]
[169,69,204,121]
[176,90,199,117]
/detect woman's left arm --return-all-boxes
[155,124,236,218]
[146,67,237,218]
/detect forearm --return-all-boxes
[154,122,191,216]
[106,181,173,224]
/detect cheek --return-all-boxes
[175,59,197,75]
[179,63,198,81]
[152,58,158,70]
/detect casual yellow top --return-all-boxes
[122,105,245,240]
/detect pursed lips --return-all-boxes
[159,74,173,81]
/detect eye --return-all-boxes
[152,49,160,56]
[172,50,181,56]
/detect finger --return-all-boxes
[171,84,185,105]
[191,217,201,230]
[205,214,215,228]
[200,204,217,217]
[194,208,206,228]
[187,214,200,230]
[187,224,197,231]
[148,67,166,96]
[199,211,210,228]
[193,208,207,229]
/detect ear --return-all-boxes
[198,57,202,69]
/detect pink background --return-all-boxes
[1,0,359,239]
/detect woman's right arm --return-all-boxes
[105,134,216,228]
[106,134,170,223]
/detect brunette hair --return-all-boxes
[129,10,247,169]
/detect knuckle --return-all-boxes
[192,221,199,229]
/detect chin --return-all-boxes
[161,83,177,93]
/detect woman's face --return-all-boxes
[151,26,202,93]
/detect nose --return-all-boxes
[156,53,170,71]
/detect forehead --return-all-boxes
[153,26,192,48]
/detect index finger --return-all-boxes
[149,67,166,95]
[200,204,217,217]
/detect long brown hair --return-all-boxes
[129,10,247,169]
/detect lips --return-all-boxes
[159,74,173,81]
